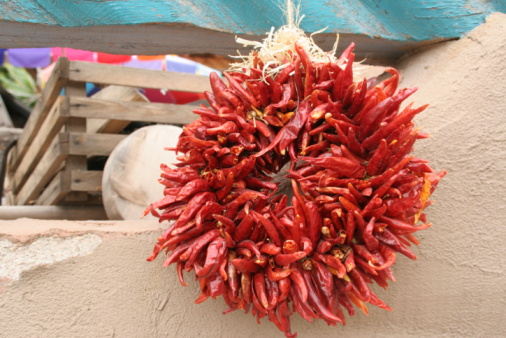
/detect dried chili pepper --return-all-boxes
[146,24,445,338]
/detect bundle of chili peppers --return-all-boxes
[144,41,445,337]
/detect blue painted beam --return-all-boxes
[0,0,504,41]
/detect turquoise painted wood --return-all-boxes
[1,0,505,41]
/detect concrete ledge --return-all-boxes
[0,219,434,337]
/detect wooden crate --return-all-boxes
[5,57,210,206]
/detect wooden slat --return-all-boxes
[14,134,69,205]
[0,128,21,205]
[68,60,211,93]
[0,205,107,220]
[35,170,103,206]
[37,171,69,206]
[67,96,197,124]
[64,81,88,203]
[10,57,69,172]
[88,85,149,134]
[67,132,126,156]
[11,97,67,195]
[70,170,102,192]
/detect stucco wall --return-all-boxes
[1,12,506,338]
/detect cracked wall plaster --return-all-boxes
[0,235,102,280]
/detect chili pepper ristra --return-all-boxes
[144,9,445,337]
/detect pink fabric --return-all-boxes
[96,53,131,64]
[51,48,95,62]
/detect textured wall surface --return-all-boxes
[393,12,506,336]
[0,13,505,338]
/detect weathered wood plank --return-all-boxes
[68,61,211,93]
[35,170,104,206]
[1,128,22,206]
[36,171,69,206]
[88,86,149,134]
[11,97,67,195]
[67,132,126,156]
[70,170,102,192]
[10,57,69,172]
[0,20,428,65]
[63,81,88,203]
[14,133,69,206]
[0,205,107,220]
[67,96,197,125]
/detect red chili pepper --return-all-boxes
[304,201,322,249]
[277,277,291,303]
[224,72,259,108]
[224,191,264,219]
[256,100,312,157]
[193,106,223,121]
[301,269,343,325]
[369,245,396,270]
[373,170,407,198]
[236,239,261,259]
[218,89,243,108]
[226,251,240,298]
[289,269,308,303]
[195,202,223,228]
[210,72,227,96]
[300,156,365,179]
[333,43,355,101]
[295,43,316,98]
[349,268,372,302]
[260,243,282,256]
[291,286,316,323]
[233,214,254,242]
[360,97,394,138]
[311,260,334,299]
[183,229,221,271]
[175,179,209,202]
[363,217,379,251]
[253,272,269,309]
[176,261,188,286]
[272,83,294,109]
[196,237,227,278]
[162,222,214,249]
[213,214,236,234]
[274,250,306,268]
[344,248,356,272]
[251,211,282,247]
[160,239,196,267]
[354,255,378,276]
[388,132,419,168]
[206,121,238,135]
[232,258,261,274]
[266,265,292,282]
[173,192,215,231]
[362,104,428,151]
[376,228,417,260]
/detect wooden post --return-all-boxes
[63,81,88,203]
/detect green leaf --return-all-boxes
[0,63,39,108]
